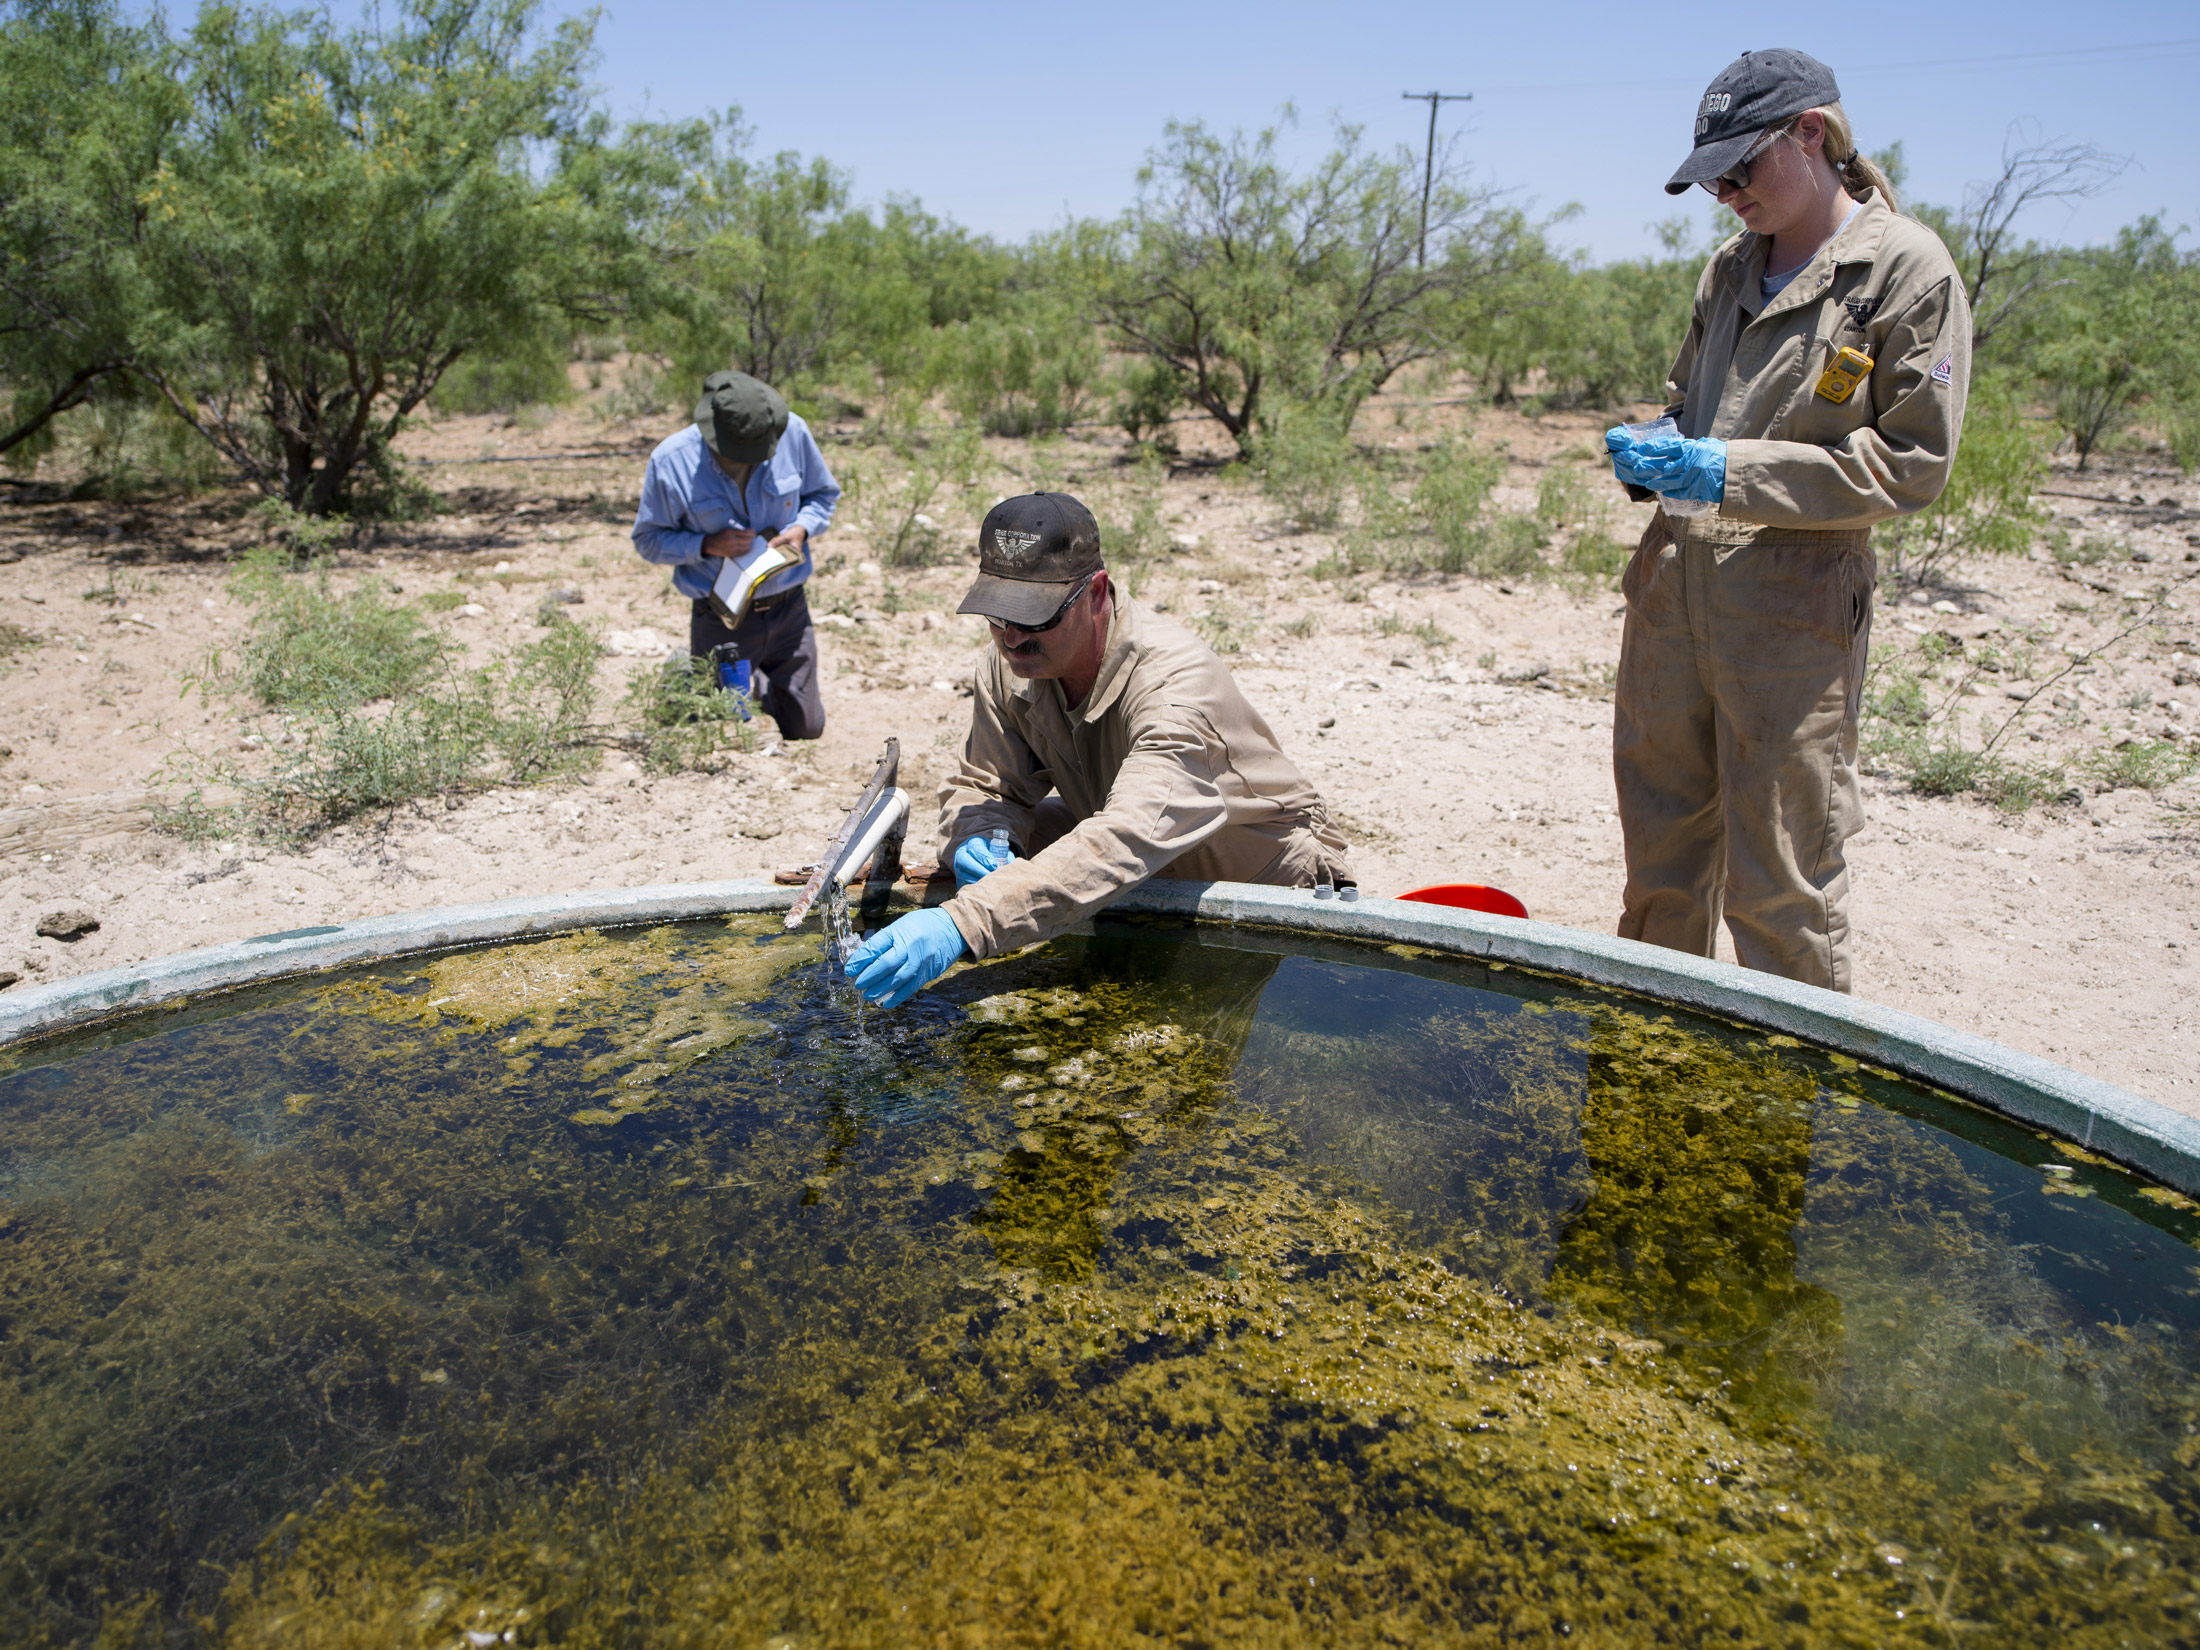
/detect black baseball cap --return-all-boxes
[956,493,1104,628]
[1665,49,1841,196]
[692,370,788,463]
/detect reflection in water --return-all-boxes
[1552,1016,1841,1419]
[2,916,2198,1647]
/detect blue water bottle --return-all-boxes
[709,645,754,719]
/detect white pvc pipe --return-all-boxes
[830,787,910,893]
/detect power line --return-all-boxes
[1402,90,1472,266]
[1462,37,2200,100]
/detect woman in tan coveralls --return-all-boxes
[1606,48,1970,993]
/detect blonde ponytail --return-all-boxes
[1812,102,1899,213]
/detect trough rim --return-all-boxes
[3,876,2194,1195]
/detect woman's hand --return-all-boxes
[1609,428,1728,504]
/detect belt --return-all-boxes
[699,585,802,617]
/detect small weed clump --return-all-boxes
[2054,532,2123,568]
[1560,531,1630,582]
[847,423,986,568]
[170,555,759,837]
[1095,451,1172,596]
[1416,440,1545,578]
[1190,600,1247,655]
[1256,402,1356,530]
[622,655,761,772]
[1861,644,2064,812]
[178,612,608,837]
[219,548,453,708]
[2090,738,2198,793]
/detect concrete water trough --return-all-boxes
[6,880,2198,1644]
[4,876,2191,1190]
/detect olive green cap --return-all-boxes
[692,370,788,464]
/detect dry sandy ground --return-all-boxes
[3,396,2196,1116]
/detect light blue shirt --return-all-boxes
[631,416,841,603]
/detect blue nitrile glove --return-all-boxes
[952,835,1017,887]
[1609,429,1727,503]
[844,909,970,1008]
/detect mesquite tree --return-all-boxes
[1096,115,1528,457]
[129,0,620,513]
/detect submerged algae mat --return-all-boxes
[4,918,2200,1647]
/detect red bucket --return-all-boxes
[1395,883,1530,920]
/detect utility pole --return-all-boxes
[1401,90,1472,266]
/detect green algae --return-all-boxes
[329,922,817,1123]
[3,917,2199,1648]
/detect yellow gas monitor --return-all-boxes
[1814,345,1873,404]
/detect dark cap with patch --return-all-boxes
[692,369,788,463]
[1665,49,1840,196]
[956,493,1103,628]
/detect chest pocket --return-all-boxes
[1779,279,1888,446]
[767,463,803,516]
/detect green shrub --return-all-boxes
[1112,356,1184,449]
[1418,439,1505,555]
[492,619,611,780]
[42,398,225,496]
[1535,466,1594,529]
[594,359,678,425]
[219,549,453,710]
[936,301,1102,437]
[431,330,576,417]
[2053,533,2121,567]
[1866,661,1932,728]
[1974,760,2058,813]
[1873,378,2045,588]
[1094,452,1170,594]
[172,563,627,837]
[621,654,760,772]
[1561,533,1629,581]
[2090,739,2198,792]
[1257,401,1355,529]
[1904,742,1990,797]
[1437,512,1546,579]
[848,425,984,567]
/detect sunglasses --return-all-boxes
[985,574,1094,634]
[1699,121,1795,197]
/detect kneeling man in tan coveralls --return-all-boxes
[843,492,1352,1007]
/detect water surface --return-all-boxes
[2,914,2194,1647]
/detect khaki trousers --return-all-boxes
[1612,514,1875,993]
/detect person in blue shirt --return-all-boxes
[631,370,842,739]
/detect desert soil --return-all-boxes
[3,389,2196,1115]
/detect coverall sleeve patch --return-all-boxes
[1930,354,1954,385]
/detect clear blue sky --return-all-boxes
[577,0,2195,261]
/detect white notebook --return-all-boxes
[708,537,795,627]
